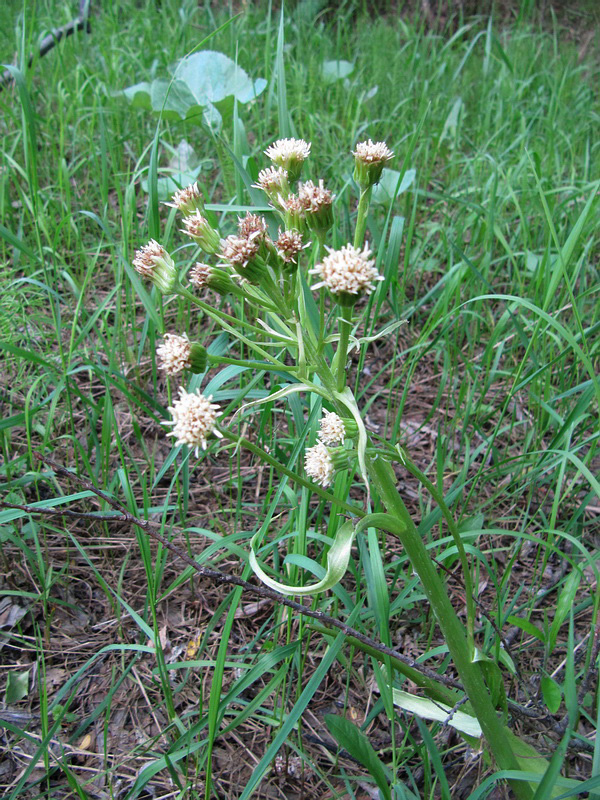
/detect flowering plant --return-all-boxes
[130,137,535,798]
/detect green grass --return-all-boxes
[0,1,599,798]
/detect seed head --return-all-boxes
[166,182,204,216]
[310,243,383,304]
[305,442,334,488]
[265,138,311,182]
[133,240,178,294]
[353,139,394,188]
[220,234,261,269]
[237,212,268,240]
[165,388,222,455]
[318,412,346,446]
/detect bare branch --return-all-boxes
[1,1,92,91]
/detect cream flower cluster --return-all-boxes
[304,442,334,488]
[156,334,192,376]
[165,388,222,456]
[318,411,346,446]
[353,139,394,165]
[310,244,382,297]
[265,138,311,165]
[133,239,166,278]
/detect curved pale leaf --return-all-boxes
[249,522,355,596]
[391,687,482,738]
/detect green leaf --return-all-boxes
[324,714,392,800]
[549,569,581,654]
[390,687,482,738]
[174,51,266,106]
[541,676,562,715]
[249,521,355,596]
[5,669,30,703]
[371,168,416,206]
[321,59,354,83]
[506,615,546,644]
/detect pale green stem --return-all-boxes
[354,187,372,249]
[336,305,353,393]
[209,355,296,373]
[399,452,475,648]
[367,454,532,800]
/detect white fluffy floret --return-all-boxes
[305,442,334,488]
[156,334,191,376]
[318,412,346,446]
[310,243,383,297]
[353,139,394,164]
[165,388,222,455]
[265,138,311,164]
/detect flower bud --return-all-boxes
[298,179,335,236]
[181,212,221,254]
[352,139,394,190]
[166,182,205,216]
[253,166,290,201]
[276,194,305,233]
[133,240,179,294]
[189,263,236,296]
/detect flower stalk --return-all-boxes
[367,454,533,800]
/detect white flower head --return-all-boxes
[318,411,346,446]
[165,388,222,456]
[265,138,311,182]
[353,140,394,189]
[237,212,268,240]
[181,212,221,254]
[353,139,394,165]
[310,243,383,300]
[305,442,334,488]
[298,179,335,213]
[156,334,191,376]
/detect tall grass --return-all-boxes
[0,1,598,797]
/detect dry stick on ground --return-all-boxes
[3,454,565,727]
[5,455,587,741]
[0,0,91,90]
[10,451,461,692]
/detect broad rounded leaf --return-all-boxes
[371,168,416,206]
[321,59,354,83]
[174,51,266,106]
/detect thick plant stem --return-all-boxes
[367,454,533,800]
[336,305,353,392]
[354,187,372,249]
